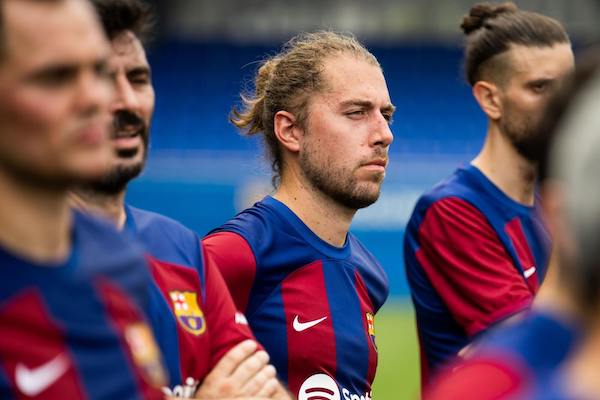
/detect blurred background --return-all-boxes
[126,1,600,398]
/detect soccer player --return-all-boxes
[202,32,395,399]
[70,1,289,398]
[0,0,166,398]
[403,2,574,385]
[426,55,600,400]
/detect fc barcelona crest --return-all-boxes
[124,322,167,386]
[366,312,377,351]
[169,291,206,336]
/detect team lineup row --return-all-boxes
[0,0,599,399]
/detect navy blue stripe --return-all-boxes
[523,214,551,281]
[322,261,369,394]
[44,282,142,400]
[251,285,288,384]
[147,282,182,387]
[0,366,15,400]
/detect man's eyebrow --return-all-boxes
[526,78,553,85]
[340,99,373,108]
[382,103,396,114]
[340,99,395,111]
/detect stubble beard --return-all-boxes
[80,110,150,196]
[79,161,144,195]
[0,157,77,193]
[77,137,148,196]
[500,102,541,163]
[299,146,385,211]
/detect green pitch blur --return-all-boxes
[372,300,420,400]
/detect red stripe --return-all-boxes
[416,198,534,336]
[147,256,210,381]
[0,289,85,399]
[504,218,539,293]
[281,261,336,397]
[96,280,164,399]
[354,272,377,392]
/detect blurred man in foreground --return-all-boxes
[0,0,166,397]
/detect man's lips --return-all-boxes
[111,129,142,150]
[112,126,142,139]
[361,159,388,172]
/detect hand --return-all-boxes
[266,381,293,400]
[195,340,285,399]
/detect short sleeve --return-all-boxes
[202,232,257,313]
[200,242,256,368]
[416,197,533,336]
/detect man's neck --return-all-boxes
[471,124,537,206]
[0,169,72,264]
[70,189,126,230]
[274,169,355,248]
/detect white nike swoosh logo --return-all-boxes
[235,312,248,325]
[15,353,69,396]
[523,266,536,279]
[293,315,327,332]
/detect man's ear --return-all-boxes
[473,80,502,120]
[274,110,301,153]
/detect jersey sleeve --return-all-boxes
[201,241,257,369]
[416,197,533,336]
[202,231,257,313]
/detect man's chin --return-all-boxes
[110,149,146,167]
[81,162,144,195]
[330,185,381,210]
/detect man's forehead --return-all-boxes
[505,43,574,77]
[3,0,108,67]
[110,31,148,65]
[320,54,390,103]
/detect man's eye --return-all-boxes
[346,110,366,117]
[531,81,551,93]
[131,77,150,85]
[128,73,151,86]
[36,68,76,86]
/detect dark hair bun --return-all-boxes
[460,2,518,35]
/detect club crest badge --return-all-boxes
[366,312,377,351]
[169,291,206,336]
[124,322,167,387]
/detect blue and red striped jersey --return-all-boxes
[203,195,388,399]
[425,310,579,400]
[0,211,165,400]
[404,164,551,386]
[124,205,255,393]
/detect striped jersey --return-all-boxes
[0,211,165,400]
[203,196,388,399]
[404,164,551,386]
[124,205,255,393]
